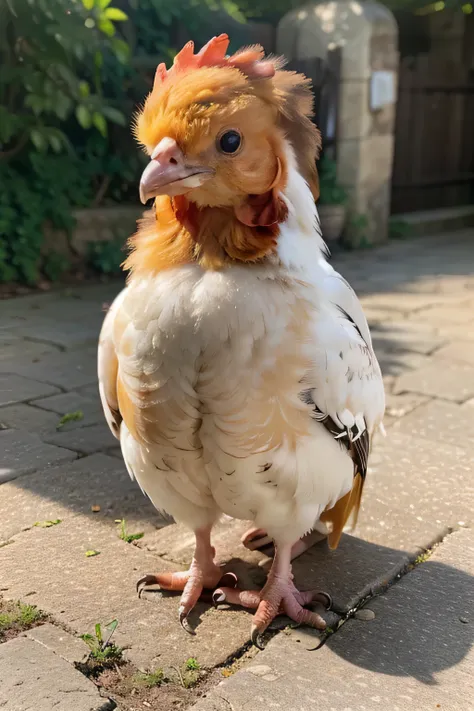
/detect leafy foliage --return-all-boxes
[389,217,413,239]
[317,156,348,206]
[81,619,122,667]
[0,0,134,285]
[87,235,125,275]
[344,213,373,250]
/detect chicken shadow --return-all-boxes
[321,555,473,685]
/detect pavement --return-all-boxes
[0,229,473,711]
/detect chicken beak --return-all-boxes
[139,137,214,204]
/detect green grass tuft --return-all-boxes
[116,518,144,544]
[56,410,84,429]
[0,601,44,637]
[133,669,165,688]
[185,657,200,671]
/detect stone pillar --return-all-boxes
[277,1,399,244]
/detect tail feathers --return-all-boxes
[320,471,364,550]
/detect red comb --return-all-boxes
[152,34,274,92]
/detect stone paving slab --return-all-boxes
[394,360,474,402]
[408,303,474,325]
[434,323,474,342]
[0,516,277,671]
[14,319,103,350]
[192,528,474,711]
[25,622,90,665]
[374,349,430,378]
[0,453,162,542]
[0,347,98,390]
[392,399,474,449]
[78,383,102,399]
[0,334,60,362]
[370,320,446,355]
[360,432,473,546]
[359,291,457,312]
[44,423,117,454]
[0,635,115,711]
[0,373,60,406]
[0,429,77,484]
[434,339,474,366]
[0,403,60,435]
[32,391,104,430]
[383,391,431,421]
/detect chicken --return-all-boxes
[98,35,385,647]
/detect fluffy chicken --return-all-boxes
[98,35,385,646]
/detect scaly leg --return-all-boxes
[137,526,237,634]
[213,543,331,648]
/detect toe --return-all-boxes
[295,590,332,610]
[212,587,261,609]
[137,571,191,596]
[241,528,273,550]
[282,593,327,630]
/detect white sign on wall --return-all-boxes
[370,71,395,111]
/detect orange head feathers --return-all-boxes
[127,35,321,276]
[151,34,276,92]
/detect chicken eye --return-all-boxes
[218,130,242,155]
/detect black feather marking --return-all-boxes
[335,304,370,350]
[258,463,272,473]
[299,388,369,481]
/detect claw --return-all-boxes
[179,606,196,636]
[250,624,265,650]
[218,572,238,589]
[136,574,160,598]
[212,590,226,608]
[313,591,332,610]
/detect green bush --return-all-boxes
[0,0,245,286]
[0,0,135,284]
[317,156,348,206]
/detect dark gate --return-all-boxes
[391,40,474,213]
[287,49,342,160]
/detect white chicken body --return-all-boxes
[99,149,384,545]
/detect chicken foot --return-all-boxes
[136,526,237,634]
[212,543,331,648]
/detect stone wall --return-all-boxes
[278,1,399,245]
[43,206,143,262]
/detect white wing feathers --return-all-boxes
[304,263,385,444]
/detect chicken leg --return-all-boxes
[212,543,330,648]
[136,526,236,634]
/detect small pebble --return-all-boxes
[355,608,376,621]
[459,617,469,624]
